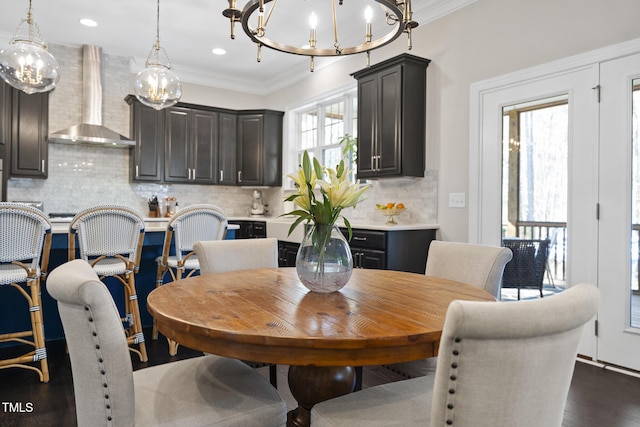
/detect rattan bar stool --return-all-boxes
[69,204,147,362]
[0,203,52,382]
[153,204,227,356]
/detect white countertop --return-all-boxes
[50,217,240,234]
[49,215,437,238]
[233,216,439,244]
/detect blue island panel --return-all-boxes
[0,230,234,345]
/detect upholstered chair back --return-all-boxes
[194,237,279,274]
[48,259,135,426]
[431,282,599,426]
[425,241,513,299]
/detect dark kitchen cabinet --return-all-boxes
[10,88,49,178]
[278,241,300,267]
[165,106,218,184]
[342,227,436,274]
[229,220,267,239]
[236,110,283,187]
[218,112,237,185]
[0,80,10,145]
[127,96,283,187]
[127,95,164,182]
[352,54,430,179]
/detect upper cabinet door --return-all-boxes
[236,114,263,186]
[191,110,218,184]
[165,107,191,183]
[129,98,164,182]
[356,74,377,176]
[218,112,237,185]
[236,110,283,187]
[0,81,10,145]
[10,89,49,178]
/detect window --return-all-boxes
[293,91,357,179]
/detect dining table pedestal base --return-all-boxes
[287,365,356,427]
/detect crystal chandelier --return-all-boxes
[0,0,60,94]
[134,0,182,110]
[223,0,418,72]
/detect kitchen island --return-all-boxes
[0,218,239,343]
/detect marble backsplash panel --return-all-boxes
[7,143,438,224]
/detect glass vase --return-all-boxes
[296,224,353,293]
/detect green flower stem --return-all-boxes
[312,223,334,279]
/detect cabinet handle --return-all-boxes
[135,165,139,178]
[42,160,45,173]
[238,170,242,182]
[220,170,224,181]
[353,236,367,241]
[191,168,195,180]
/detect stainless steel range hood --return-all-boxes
[49,45,134,148]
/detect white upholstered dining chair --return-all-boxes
[311,282,599,427]
[193,237,280,387]
[425,240,513,299]
[48,259,287,427]
[385,240,513,379]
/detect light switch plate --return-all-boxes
[449,193,466,208]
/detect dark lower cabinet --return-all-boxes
[342,227,436,274]
[278,241,300,267]
[229,220,267,239]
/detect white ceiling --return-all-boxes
[0,0,474,96]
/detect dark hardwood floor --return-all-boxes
[1,329,640,426]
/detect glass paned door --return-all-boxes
[473,63,599,358]
[598,53,640,370]
[501,98,569,300]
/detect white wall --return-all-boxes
[9,0,640,232]
[266,0,640,241]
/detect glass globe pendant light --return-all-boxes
[134,0,181,110]
[0,0,60,94]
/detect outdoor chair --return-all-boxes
[48,259,287,427]
[153,204,228,355]
[311,283,599,427]
[0,203,52,382]
[69,204,147,361]
[193,237,280,388]
[502,238,551,300]
[384,240,512,380]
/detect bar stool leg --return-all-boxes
[125,272,147,362]
[29,278,49,382]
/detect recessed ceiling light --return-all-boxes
[212,48,226,56]
[80,18,98,27]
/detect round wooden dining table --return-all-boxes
[147,267,495,427]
